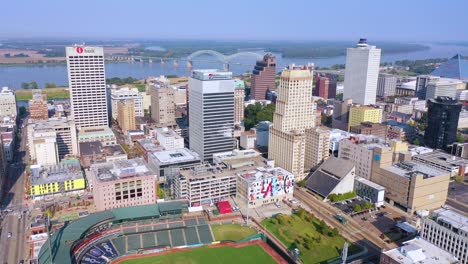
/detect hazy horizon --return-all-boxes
[2,0,467,42]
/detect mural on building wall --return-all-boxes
[248,173,294,201]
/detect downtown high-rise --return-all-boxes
[189,70,234,162]
[424,97,462,150]
[251,53,276,100]
[66,46,109,129]
[343,38,381,105]
[268,65,315,180]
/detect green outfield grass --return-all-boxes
[211,224,257,241]
[120,244,276,264]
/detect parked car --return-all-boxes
[7,232,12,238]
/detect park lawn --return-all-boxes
[262,214,347,264]
[120,244,276,264]
[16,87,70,101]
[211,224,257,241]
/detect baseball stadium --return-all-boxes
[37,201,287,264]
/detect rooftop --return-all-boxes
[355,176,385,191]
[137,138,165,152]
[30,162,84,186]
[89,158,154,182]
[28,117,73,129]
[78,126,115,138]
[79,141,127,157]
[382,237,458,264]
[150,148,200,165]
[180,153,268,181]
[432,208,468,234]
[383,161,447,179]
[213,149,262,164]
[412,150,468,167]
[156,127,183,139]
[239,167,293,183]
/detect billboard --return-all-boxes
[247,173,294,201]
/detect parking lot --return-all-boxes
[448,181,468,205]
[230,197,294,220]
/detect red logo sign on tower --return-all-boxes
[76,47,84,54]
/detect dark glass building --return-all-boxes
[424,97,462,150]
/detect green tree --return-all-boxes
[353,204,362,212]
[413,138,421,146]
[21,82,29,89]
[457,132,465,143]
[45,82,57,88]
[29,81,39,89]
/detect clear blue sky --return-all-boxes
[2,0,467,41]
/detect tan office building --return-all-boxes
[371,146,450,214]
[117,100,136,135]
[305,126,330,171]
[269,65,315,180]
[150,80,176,127]
[234,80,245,125]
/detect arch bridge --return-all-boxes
[186,50,264,70]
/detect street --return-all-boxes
[0,117,30,264]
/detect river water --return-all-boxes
[1,43,468,89]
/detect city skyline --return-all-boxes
[2,0,468,42]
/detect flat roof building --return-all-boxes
[147,148,201,183]
[86,158,157,211]
[0,87,17,117]
[28,117,78,161]
[372,146,450,214]
[380,237,458,264]
[412,150,468,178]
[79,141,127,168]
[421,208,468,264]
[110,87,144,120]
[29,161,85,197]
[78,126,117,146]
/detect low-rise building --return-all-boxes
[33,130,59,166]
[155,127,184,150]
[425,77,464,100]
[338,135,389,179]
[237,165,294,208]
[110,87,144,119]
[86,158,157,211]
[29,90,49,121]
[255,121,271,148]
[147,148,201,183]
[29,161,85,197]
[173,150,277,207]
[306,157,355,200]
[349,121,387,139]
[28,117,78,161]
[372,146,450,214]
[78,126,117,146]
[354,177,385,207]
[412,150,468,178]
[240,130,256,149]
[348,105,383,131]
[380,237,458,264]
[386,120,416,141]
[79,141,127,168]
[420,208,468,264]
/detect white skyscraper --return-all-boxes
[66,46,109,129]
[189,70,234,162]
[343,39,381,105]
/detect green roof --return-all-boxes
[111,204,160,221]
[159,201,184,213]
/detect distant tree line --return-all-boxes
[4,53,29,58]
[21,81,58,89]
[106,77,139,85]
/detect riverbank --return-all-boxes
[16,87,69,101]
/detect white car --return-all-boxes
[7,232,12,238]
